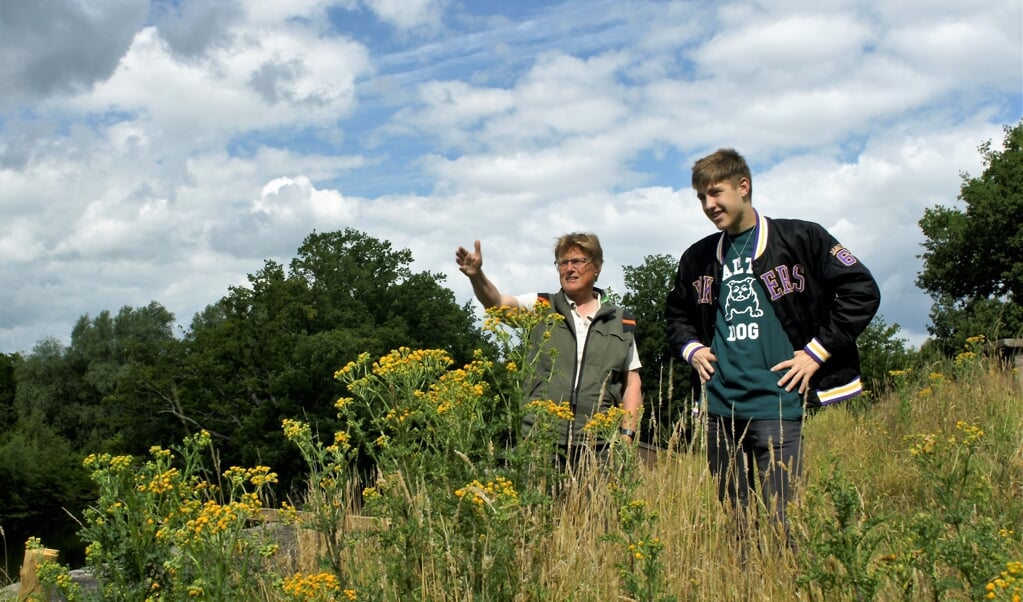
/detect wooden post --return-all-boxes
[991,339,1023,390]
[17,546,59,601]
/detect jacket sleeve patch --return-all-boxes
[830,244,859,266]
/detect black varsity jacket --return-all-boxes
[665,212,881,407]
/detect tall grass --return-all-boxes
[12,324,1023,601]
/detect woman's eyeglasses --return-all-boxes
[555,257,591,269]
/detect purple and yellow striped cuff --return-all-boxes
[817,376,863,405]
[804,338,830,364]
[682,341,705,364]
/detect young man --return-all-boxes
[455,233,642,454]
[665,149,880,537]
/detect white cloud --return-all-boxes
[696,13,874,84]
[0,220,46,263]
[74,24,371,142]
[364,0,447,34]
[0,0,149,107]
[0,0,1019,353]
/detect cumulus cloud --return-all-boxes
[0,0,149,107]
[364,0,448,34]
[0,0,1019,352]
[206,175,360,260]
[152,0,243,59]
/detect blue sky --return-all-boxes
[0,0,1020,353]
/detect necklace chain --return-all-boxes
[729,230,754,260]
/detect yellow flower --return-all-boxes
[281,572,341,598]
[455,476,519,513]
[583,406,626,434]
[333,431,351,448]
[526,399,574,421]
[335,352,371,380]
[111,454,135,469]
[282,419,310,441]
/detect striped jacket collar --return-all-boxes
[714,210,769,264]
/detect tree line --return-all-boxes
[1,121,1020,553]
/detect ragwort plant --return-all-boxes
[333,346,502,598]
[280,416,358,578]
[984,560,1023,600]
[890,336,1017,601]
[315,303,571,600]
[794,462,888,602]
[37,430,281,601]
[27,536,81,602]
[586,409,674,602]
[279,571,356,602]
[903,419,1008,600]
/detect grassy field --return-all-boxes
[4,336,1022,601]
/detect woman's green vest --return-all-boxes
[522,290,637,446]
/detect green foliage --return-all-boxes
[0,416,93,519]
[323,305,570,599]
[179,260,326,478]
[621,254,693,448]
[0,352,18,433]
[795,463,887,601]
[71,302,184,454]
[176,229,489,488]
[36,431,280,601]
[277,304,649,600]
[10,303,184,456]
[926,295,1023,358]
[796,344,1022,601]
[855,315,911,396]
[14,338,85,440]
[3,228,491,546]
[604,447,673,602]
[902,419,1008,600]
[917,121,1023,354]
[21,338,1023,601]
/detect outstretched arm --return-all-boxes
[455,240,520,308]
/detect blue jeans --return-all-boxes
[706,416,803,536]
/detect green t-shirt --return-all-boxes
[706,227,803,420]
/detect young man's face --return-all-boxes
[697,177,753,235]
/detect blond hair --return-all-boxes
[554,232,604,268]
[691,148,753,201]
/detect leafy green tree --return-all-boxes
[621,254,693,447]
[0,416,93,520]
[855,316,912,396]
[917,121,1023,354]
[2,343,94,527]
[13,303,183,456]
[180,260,324,475]
[68,302,184,453]
[289,230,488,359]
[179,229,489,487]
[0,352,18,433]
[14,338,87,442]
